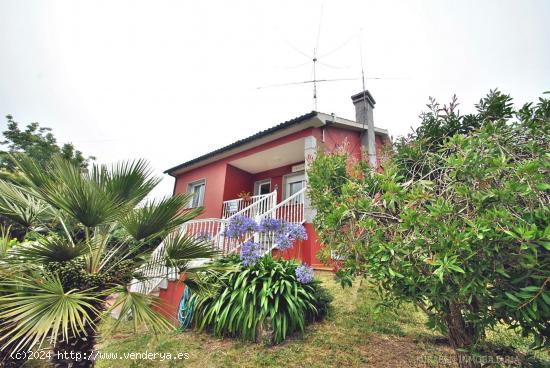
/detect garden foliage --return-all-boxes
[307,90,550,366]
[0,156,217,367]
[193,255,331,345]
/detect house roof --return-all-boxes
[165,110,389,176]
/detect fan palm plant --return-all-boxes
[0,155,218,367]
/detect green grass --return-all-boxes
[26,273,549,367]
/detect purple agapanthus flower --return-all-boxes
[295,264,314,284]
[274,222,307,250]
[240,240,262,266]
[286,223,308,241]
[274,232,293,250]
[223,215,260,239]
[259,217,284,233]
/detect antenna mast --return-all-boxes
[359,31,377,168]
[312,5,323,110]
[313,51,318,110]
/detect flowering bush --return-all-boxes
[274,222,308,250]
[239,240,261,266]
[286,223,308,241]
[193,256,331,345]
[258,217,284,233]
[223,214,259,239]
[295,264,314,284]
[225,215,307,252]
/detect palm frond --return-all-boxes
[10,234,88,264]
[0,179,51,229]
[106,287,174,333]
[10,153,50,188]
[97,159,160,206]
[18,156,124,228]
[0,225,18,259]
[120,194,201,242]
[162,230,219,272]
[0,275,100,351]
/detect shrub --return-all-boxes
[193,256,331,344]
[307,90,550,368]
[308,282,333,322]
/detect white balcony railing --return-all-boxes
[222,192,276,219]
[236,187,307,256]
[131,188,308,295]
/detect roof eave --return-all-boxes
[165,112,322,176]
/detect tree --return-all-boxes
[0,115,95,240]
[0,156,218,367]
[307,91,550,368]
[1,115,94,177]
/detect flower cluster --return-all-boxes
[223,214,260,239]
[224,215,308,256]
[295,264,314,284]
[259,217,284,233]
[273,222,308,250]
[240,240,262,266]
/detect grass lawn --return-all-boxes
[27,272,549,367]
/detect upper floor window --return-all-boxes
[187,179,206,208]
[283,172,305,203]
[254,179,271,196]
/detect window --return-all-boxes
[187,179,206,208]
[283,172,305,203]
[254,179,271,196]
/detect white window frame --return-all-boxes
[283,171,305,200]
[187,179,206,208]
[253,179,271,196]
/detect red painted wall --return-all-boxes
[173,125,387,219]
[223,164,253,201]
[321,126,363,160]
[173,160,228,219]
[173,127,320,218]
[156,280,186,324]
[271,224,323,267]
[251,163,301,202]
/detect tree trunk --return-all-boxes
[444,302,480,368]
[51,324,96,368]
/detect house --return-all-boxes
[132,90,391,319]
[164,90,391,268]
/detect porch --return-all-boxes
[220,136,310,218]
[130,137,318,295]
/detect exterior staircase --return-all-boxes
[130,188,306,295]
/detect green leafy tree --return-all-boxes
[1,115,94,177]
[0,115,95,240]
[0,156,218,367]
[308,91,550,368]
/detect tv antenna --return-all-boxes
[257,6,404,111]
[257,4,363,110]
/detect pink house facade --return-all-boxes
[165,90,390,268]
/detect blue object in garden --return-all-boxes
[223,214,260,239]
[178,286,194,330]
[295,264,314,284]
[259,217,284,233]
[240,240,262,266]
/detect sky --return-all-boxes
[1,0,549,198]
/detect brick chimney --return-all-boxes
[351,90,377,167]
[350,90,376,128]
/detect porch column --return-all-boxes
[304,136,317,223]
